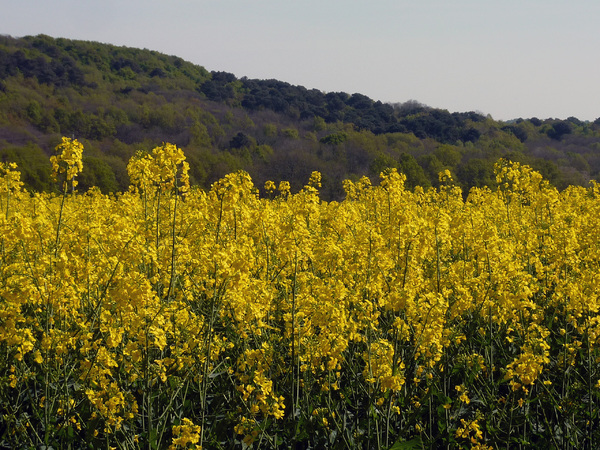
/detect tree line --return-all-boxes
[1,34,600,200]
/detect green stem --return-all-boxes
[166,189,179,302]
[54,181,68,257]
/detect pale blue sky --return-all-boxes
[1,0,599,121]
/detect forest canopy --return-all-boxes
[1,34,600,199]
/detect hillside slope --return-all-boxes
[1,34,599,199]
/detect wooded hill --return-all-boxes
[1,34,600,200]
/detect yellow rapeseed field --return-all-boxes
[0,139,599,448]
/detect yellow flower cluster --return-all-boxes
[1,140,600,448]
[455,417,492,449]
[50,137,84,189]
[170,418,201,449]
[0,162,23,196]
[127,142,190,194]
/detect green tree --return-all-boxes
[548,121,572,141]
[320,132,348,145]
[263,123,278,137]
[433,144,462,167]
[456,158,495,190]
[281,128,299,139]
[370,152,397,176]
[0,142,52,191]
[418,154,445,187]
[190,121,212,148]
[78,156,119,193]
[26,100,43,125]
[397,153,430,189]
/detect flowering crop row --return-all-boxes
[1,139,600,448]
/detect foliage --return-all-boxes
[1,141,600,448]
[1,34,600,201]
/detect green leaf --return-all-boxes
[388,436,423,450]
